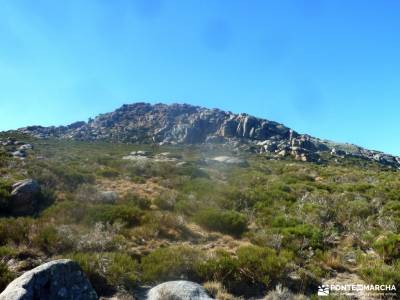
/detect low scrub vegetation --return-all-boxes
[0,136,400,297]
[194,208,248,237]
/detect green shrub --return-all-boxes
[106,253,139,289]
[0,218,33,246]
[0,246,17,258]
[86,204,142,227]
[194,209,248,236]
[0,262,14,292]
[123,193,151,210]
[197,246,292,295]
[0,181,11,213]
[265,216,323,250]
[359,259,400,286]
[235,246,292,286]
[153,191,177,210]
[96,168,120,178]
[196,250,237,283]
[177,164,209,179]
[70,252,139,295]
[51,165,95,190]
[41,201,87,224]
[279,224,323,250]
[0,151,10,168]
[373,233,400,261]
[33,225,75,254]
[141,246,203,283]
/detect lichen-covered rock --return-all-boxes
[9,179,41,215]
[97,191,118,204]
[0,259,98,300]
[147,281,214,300]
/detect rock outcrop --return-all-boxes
[15,102,400,168]
[147,281,214,300]
[0,138,33,159]
[9,179,41,216]
[0,259,98,300]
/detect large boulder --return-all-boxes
[147,281,214,300]
[0,259,97,300]
[97,191,118,204]
[9,179,41,215]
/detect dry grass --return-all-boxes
[97,178,168,200]
[203,281,243,300]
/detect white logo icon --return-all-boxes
[318,285,330,296]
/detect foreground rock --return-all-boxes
[147,281,214,300]
[0,259,98,300]
[9,179,41,215]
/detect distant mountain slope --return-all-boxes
[16,102,400,168]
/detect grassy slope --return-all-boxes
[1,133,400,298]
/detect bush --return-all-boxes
[194,209,248,236]
[0,218,33,246]
[141,246,203,283]
[373,233,400,261]
[0,181,11,213]
[70,252,139,295]
[0,246,17,258]
[86,204,142,227]
[196,250,237,283]
[0,262,14,292]
[41,201,87,224]
[177,164,209,179]
[123,193,150,210]
[50,165,95,190]
[153,191,177,211]
[359,259,400,286]
[33,225,75,254]
[279,224,323,250]
[197,246,292,296]
[96,168,120,178]
[266,216,324,250]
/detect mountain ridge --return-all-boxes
[14,102,400,168]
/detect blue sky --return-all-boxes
[0,1,399,155]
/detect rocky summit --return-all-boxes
[17,102,400,168]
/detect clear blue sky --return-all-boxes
[0,1,399,155]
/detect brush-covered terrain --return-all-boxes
[1,131,400,299]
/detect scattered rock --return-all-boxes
[9,179,41,215]
[18,144,33,151]
[148,281,214,300]
[156,152,182,159]
[11,151,26,159]
[131,151,150,156]
[122,155,149,162]
[97,191,118,204]
[0,259,98,300]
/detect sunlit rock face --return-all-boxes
[17,102,400,168]
[0,259,98,300]
[147,280,214,300]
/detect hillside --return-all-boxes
[0,104,399,299]
[18,102,400,169]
